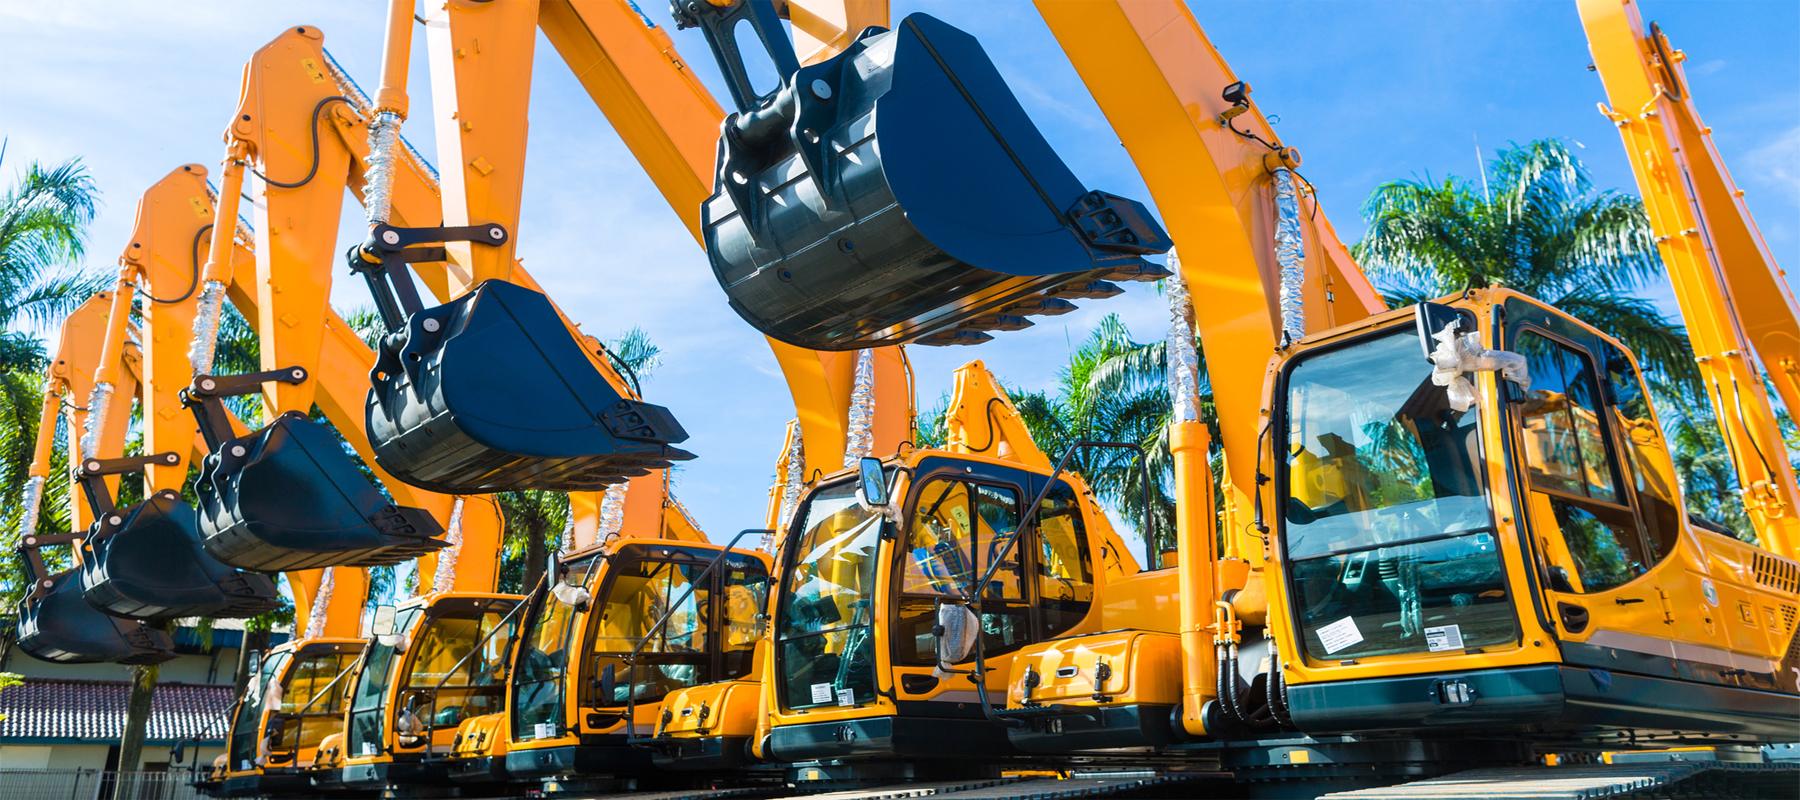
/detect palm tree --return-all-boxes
[1354,139,1695,388]
[1,158,105,516]
[1350,137,1771,532]
[913,314,1216,566]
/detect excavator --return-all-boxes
[26,0,1790,797]
[639,1,1800,797]
[170,14,729,797]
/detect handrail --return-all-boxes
[624,529,772,748]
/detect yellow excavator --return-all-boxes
[646,1,1800,797]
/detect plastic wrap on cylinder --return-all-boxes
[598,482,627,542]
[363,111,403,226]
[431,498,466,594]
[843,349,876,468]
[188,280,226,376]
[1273,168,1307,345]
[1164,253,1204,426]
[18,476,44,543]
[80,383,112,460]
[324,49,438,190]
[558,510,576,555]
[305,568,336,639]
[776,420,806,545]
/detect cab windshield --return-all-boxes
[1282,325,1517,661]
[776,477,884,710]
[399,603,517,735]
[512,555,599,742]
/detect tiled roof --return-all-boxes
[0,677,233,743]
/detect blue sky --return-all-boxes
[4,1,1796,552]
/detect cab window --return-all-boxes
[896,478,1029,663]
[1601,342,1685,559]
[1034,484,1093,639]
[1514,330,1649,593]
[589,558,711,706]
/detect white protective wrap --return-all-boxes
[1429,321,1531,412]
[18,476,44,543]
[1164,252,1204,425]
[363,111,404,226]
[598,482,627,542]
[551,580,592,608]
[843,350,877,468]
[431,498,466,594]
[80,382,113,460]
[932,603,980,679]
[304,568,336,639]
[558,510,576,556]
[323,50,440,189]
[188,280,227,376]
[1273,169,1307,345]
[775,420,806,549]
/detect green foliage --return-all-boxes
[914,314,1222,564]
[0,671,22,722]
[1352,137,1764,532]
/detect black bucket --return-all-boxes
[365,279,695,493]
[80,489,280,620]
[686,8,1172,351]
[15,568,175,665]
[195,410,448,573]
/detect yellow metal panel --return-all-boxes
[124,165,214,492]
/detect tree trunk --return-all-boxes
[233,627,272,697]
[522,519,547,592]
[115,661,158,796]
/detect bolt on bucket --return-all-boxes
[185,369,447,573]
[361,277,695,493]
[15,569,175,665]
[678,5,1172,351]
[80,489,280,620]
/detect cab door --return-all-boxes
[1504,304,1684,661]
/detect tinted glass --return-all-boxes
[778,479,881,709]
[590,559,712,706]
[1283,326,1516,660]
[1516,333,1620,503]
[1035,484,1094,638]
[1601,344,1684,559]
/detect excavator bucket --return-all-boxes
[688,9,1173,350]
[196,410,448,572]
[15,569,175,665]
[80,489,280,620]
[365,279,695,493]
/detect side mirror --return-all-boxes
[170,742,186,765]
[933,603,979,669]
[1414,302,1462,363]
[856,457,888,508]
[247,650,262,675]
[371,605,398,637]
[599,662,617,702]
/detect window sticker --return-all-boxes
[810,682,834,704]
[534,722,557,739]
[1317,616,1364,655]
[1425,624,1465,653]
[836,687,856,707]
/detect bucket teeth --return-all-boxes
[918,330,995,347]
[1003,298,1079,317]
[966,314,1035,332]
[1049,281,1125,300]
[1105,262,1175,283]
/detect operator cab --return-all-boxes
[764,449,1121,786]
[1270,291,1799,745]
[216,638,362,798]
[337,593,522,792]
[504,540,769,789]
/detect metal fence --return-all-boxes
[0,770,208,800]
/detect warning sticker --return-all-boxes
[1317,616,1364,655]
[1425,624,1465,653]
[836,687,856,707]
[534,722,557,739]
[811,682,834,704]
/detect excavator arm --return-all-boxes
[1580,0,1800,555]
